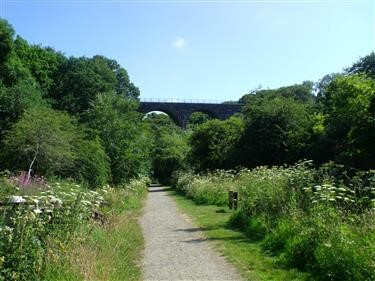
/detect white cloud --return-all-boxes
[173,37,187,52]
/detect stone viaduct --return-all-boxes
[139,99,243,128]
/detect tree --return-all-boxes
[189,117,244,171]
[0,19,33,87]
[73,135,111,188]
[323,74,375,169]
[152,131,188,184]
[3,107,77,179]
[50,56,139,115]
[0,78,45,140]
[347,52,375,78]
[85,93,151,184]
[50,57,115,115]
[14,36,65,93]
[0,19,14,66]
[143,113,187,183]
[239,97,313,167]
[241,81,314,105]
[143,112,179,134]
[96,55,140,99]
[187,112,212,129]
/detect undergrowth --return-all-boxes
[176,161,375,281]
[0,175,148,281]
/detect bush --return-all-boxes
[73,136,111,188]
[3,107,77,177]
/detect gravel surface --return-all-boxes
[140,187,244,281]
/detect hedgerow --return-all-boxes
[175,161,375,281]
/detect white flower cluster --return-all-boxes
[4,182,108,219]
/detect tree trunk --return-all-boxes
[26,144,39,184]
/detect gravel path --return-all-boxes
[140,187,243,281]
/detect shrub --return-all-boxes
[73,136,111,188]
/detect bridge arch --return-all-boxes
[138,100,243,129]
[189,108,219,120]
[143,109,182,128]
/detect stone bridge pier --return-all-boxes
[138,100,243,128]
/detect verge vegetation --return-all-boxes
[0,176,147,281]
[175,162,375,281]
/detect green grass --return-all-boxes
[73,212,144,281]
[43,181,147,281]
[169,190,310,281]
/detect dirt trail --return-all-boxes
[140,187,243,281]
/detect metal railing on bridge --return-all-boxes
[140,98,242,105]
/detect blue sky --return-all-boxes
[1,0,374,101]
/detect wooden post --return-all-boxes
[228,190,238,210]
[228,191,233,209]
[233,191,238,210]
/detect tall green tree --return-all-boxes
[347,52,375,78]
[144,113,187,183]
[3,107,77,178]
[323,74,375,169]
[190,117,244,171]
[85,93,151,184]
[0,19,14,66]
[73,135,111,188]
[239,97,313,167]
[187,112,212,129]
[0,19,33,87]
[51,57,115,115]
[241,81,314,105]
[14,36,65,93]
[0,78,45,140]
[152,131,188,184]
[50,56,139,115]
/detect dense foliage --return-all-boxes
[176,163,375,281]
[0,19,150,187]
[144,113,188,184]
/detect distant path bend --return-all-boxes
[140,187,244,281]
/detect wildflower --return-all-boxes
[9,196,26,204]
[81,200,92,206]
[50,197,63,205]
[4,226,13,232]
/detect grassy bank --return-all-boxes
[170,190,309,281]
[0,176,147,281]
[175,162,375,281]
[62,181,145,281]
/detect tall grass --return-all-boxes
[0,175,148,281]
[56,178,147,281]
[176,162,375,281]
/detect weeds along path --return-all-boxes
[140,186,243,281]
